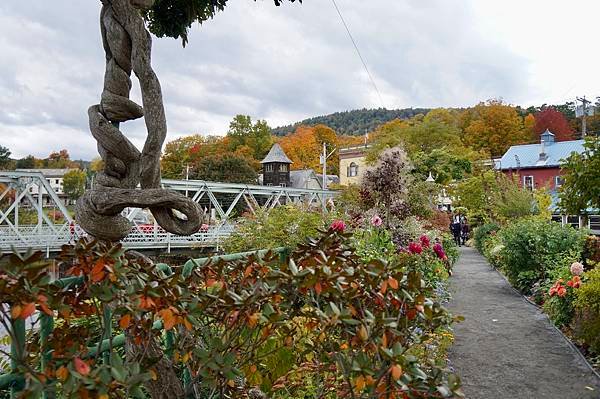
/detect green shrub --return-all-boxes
[353,226,396,263]
[498,218,587,293]
[223,205,331,252]
[442,234,460,265]
[573,268,600,354]
[473,223,499,253]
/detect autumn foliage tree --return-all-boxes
[226,115,274,162]
[279,124,340,174]
[189,154,258,184]
[462,100,530,157]
[160,135,208,178]
[533,107,575,142]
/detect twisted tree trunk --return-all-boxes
[76,0,201,241]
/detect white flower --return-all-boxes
[570,262,584,276]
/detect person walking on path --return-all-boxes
[450,214,462,246]
[460,216,470,245]
[448,247,600,399]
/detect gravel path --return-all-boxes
[448,247,600,399]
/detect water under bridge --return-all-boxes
[0,171,336,254]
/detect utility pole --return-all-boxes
[320,142,336,212]
[576,96,591,138]
[322,142,327,190]
[185,164,190,197]
[320,143,337,190]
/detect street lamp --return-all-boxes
[425,171,435,183]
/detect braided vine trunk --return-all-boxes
[76,0,201,241]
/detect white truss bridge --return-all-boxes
[0,171,336,254]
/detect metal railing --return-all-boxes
[0,171,337,253]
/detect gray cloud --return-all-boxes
[0,0,532,160]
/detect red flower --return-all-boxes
[419,235,431,248]
[330,220,346,233]
[549,279,566,297]
[569,276,581,289]
[408,242,423,255]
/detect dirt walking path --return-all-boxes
[447,247,600,399]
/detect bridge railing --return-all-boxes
[0,171,337,253]
[0,224,235,252]
[0,247,288,396]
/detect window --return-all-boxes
[590,215,600,231]
[555,176,565,188]
[523,175,534,190]
[281,164,288,172]
[265,164,274,172]
[348,162,359,177]
[567,215,580,229]
[279,183,286,187]
[551,215,563,224]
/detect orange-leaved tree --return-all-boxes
[462,99,530,157]
[279,124,340,174]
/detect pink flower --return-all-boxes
[371,215,383,227]
[419,235,431,248]
[570,262,584,276]
[432,243,446,260]
[408,242,423,255]
[200,223,209,232]
[330,220,346,233]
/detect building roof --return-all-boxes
[290,169,316,189]
[339,144,370,159]
[315,174,340,186]
[16,168,77,177]
[498,134,584,169]
[261,144,293,164]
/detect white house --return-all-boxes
[16,168,77,206]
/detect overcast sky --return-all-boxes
[1,0,599,160]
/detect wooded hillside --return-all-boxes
[272,107,431,136]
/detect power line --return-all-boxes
[330,0,385,108]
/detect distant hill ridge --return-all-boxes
[272,107,431,136]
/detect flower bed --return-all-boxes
[1,218,462,398]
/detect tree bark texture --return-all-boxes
[76,0,201,241]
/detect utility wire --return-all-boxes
[330,0,385,108]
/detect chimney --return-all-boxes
[539,140,547,162]
[538,129,553,163]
